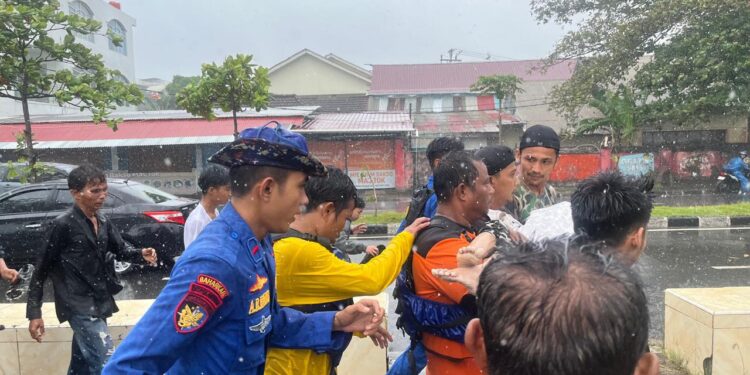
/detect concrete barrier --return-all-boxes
[665,287,750,375]
[0,294,389,374]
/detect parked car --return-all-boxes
[0,179,197,273]
[0,162,78,194]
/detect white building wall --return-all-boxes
[0,0,136,118]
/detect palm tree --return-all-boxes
[576,85,640,153]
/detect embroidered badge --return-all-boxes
[249,315,271,334]
[249,275,268,293]
[197,274,229,299]
[175,301,208,333]
[173,275,229,334]
[249,290,271,314]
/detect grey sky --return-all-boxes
[118,0,568,80]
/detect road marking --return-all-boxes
[651,226,750,232]
[711,265,750,270]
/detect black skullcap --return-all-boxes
[475,145,515,176]
[519,125,560,152]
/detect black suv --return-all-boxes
[0,162,77,194]
[0,179,197,273]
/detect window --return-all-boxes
[387,98,405,111]
[127,183,179,204]
[52,189,122,211]
[501,96,517,114]
[453,96,466,112]
[69,1,94,42]
[108,20,127,55]
[0,190,51,214]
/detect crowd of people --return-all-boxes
[0,122,661,375]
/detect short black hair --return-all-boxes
[354,196,366,209]
[571,171,654,245]
[198,165,230,194]
[478,238,649,375]
[229,165,291,197]
[304,167,357,214]
[68,164,106,191]
[433,150,480,203]
[426,137,464,170]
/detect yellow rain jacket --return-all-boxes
[264,231,415,375]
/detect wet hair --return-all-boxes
[477,238,649,375]
[433,150,480,203]
[68,164,106,191]
[228,165,291,197]
[198,165,230,194]
[304,167,357,214]
[354,196,366,209]
[571,171,654,245]
[426,137,465,170]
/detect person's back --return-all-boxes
[265,168,429,375]
[464,239,659,375]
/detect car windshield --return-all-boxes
[124,182,180,204]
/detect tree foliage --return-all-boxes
[177,54,270,139]
[470,75,525,109]
[531,0,750,126]
[576,85,639,151]
[140,75,198,110]
[0,0,143,170]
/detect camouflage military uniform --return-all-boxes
[507,182,560,224]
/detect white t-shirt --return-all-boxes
[183,203,219,249]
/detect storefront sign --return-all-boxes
[348,169,396,189]
[618,153,655,177]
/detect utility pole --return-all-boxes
[440,49,462,63]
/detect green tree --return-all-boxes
[470,74,524,142]
[530,0,750,126]
[140,75,199,110]
[177,54,270,139]
[0,0,143,171]
[576,85,640,152]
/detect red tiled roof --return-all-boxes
[414,110,523,134]
[296,112,413,133]
[0,116,306,149]
[370,60,576,95]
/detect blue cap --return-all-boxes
[208,121,327,177]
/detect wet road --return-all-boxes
[3,228,749,360]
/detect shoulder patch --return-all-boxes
[173,275,229,334]
[197,274,229,299]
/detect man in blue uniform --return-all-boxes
[724,150,750,194]
[104,124,389,374]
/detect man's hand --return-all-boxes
[333,299,386,336]
[352,223,368,235]
[142,248,158,266]
[365,245,380,257]
[404,217,430,236]
[0,267,18,284]
[29,319,45,343]
[508,229,526,244]
[367,324,393,349]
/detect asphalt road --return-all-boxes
[3,228,749,363]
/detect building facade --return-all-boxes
[0,0,137,118]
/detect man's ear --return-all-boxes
[464,319,487,372]
[320,202,336,219]
[622,226,647,264]
[633,352,659,375]
[258,177,276,201]
[515,149,521,162]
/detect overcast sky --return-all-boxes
[118,0,568,80]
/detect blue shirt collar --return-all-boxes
[217,202,273,256]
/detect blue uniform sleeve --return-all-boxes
[103,255,235,374]
[268,307,349,351]
[422,194,438,219]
